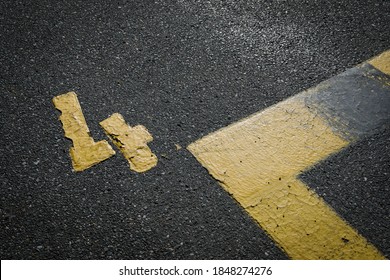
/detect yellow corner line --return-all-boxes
[188,96,385,259]
[53,92,115,171]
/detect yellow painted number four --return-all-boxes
[53,92,157,172]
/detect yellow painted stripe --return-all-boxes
[52,92,115,171]
[100,113,158,173]
[368,49,390,75]
[188,95,385,259]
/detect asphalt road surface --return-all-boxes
[1,0,389,259]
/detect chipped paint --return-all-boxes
[52,92,115,171]
[100,113,157,173]
[187,50,390,259]
[175,144,182,151]
[368,49,390,75]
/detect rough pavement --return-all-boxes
[1,0,389,259]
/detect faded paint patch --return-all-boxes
[100,113,157,173]
[52,92,115,171]
[368,49,390,75]
[188,94,385,259]
[304,63,390,141]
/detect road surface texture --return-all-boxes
[1,0,389,259]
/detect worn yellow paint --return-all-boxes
[368,49,390,75]
[175,144,182,151]
[100,113,158,173]
[188,95,385,259]
[52,92,115,171]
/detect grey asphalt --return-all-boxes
[1,0,389,259]
[305,63,390,140]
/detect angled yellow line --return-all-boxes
[100,113,158,173]
[368,49,390,75]
[53,92,115,171]
[188,95,385,259]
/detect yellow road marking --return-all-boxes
[175,144,182,151]
[100,113,158,173]
[368,49,390,75]
[52,92,115,171]
[188,95,385,259]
